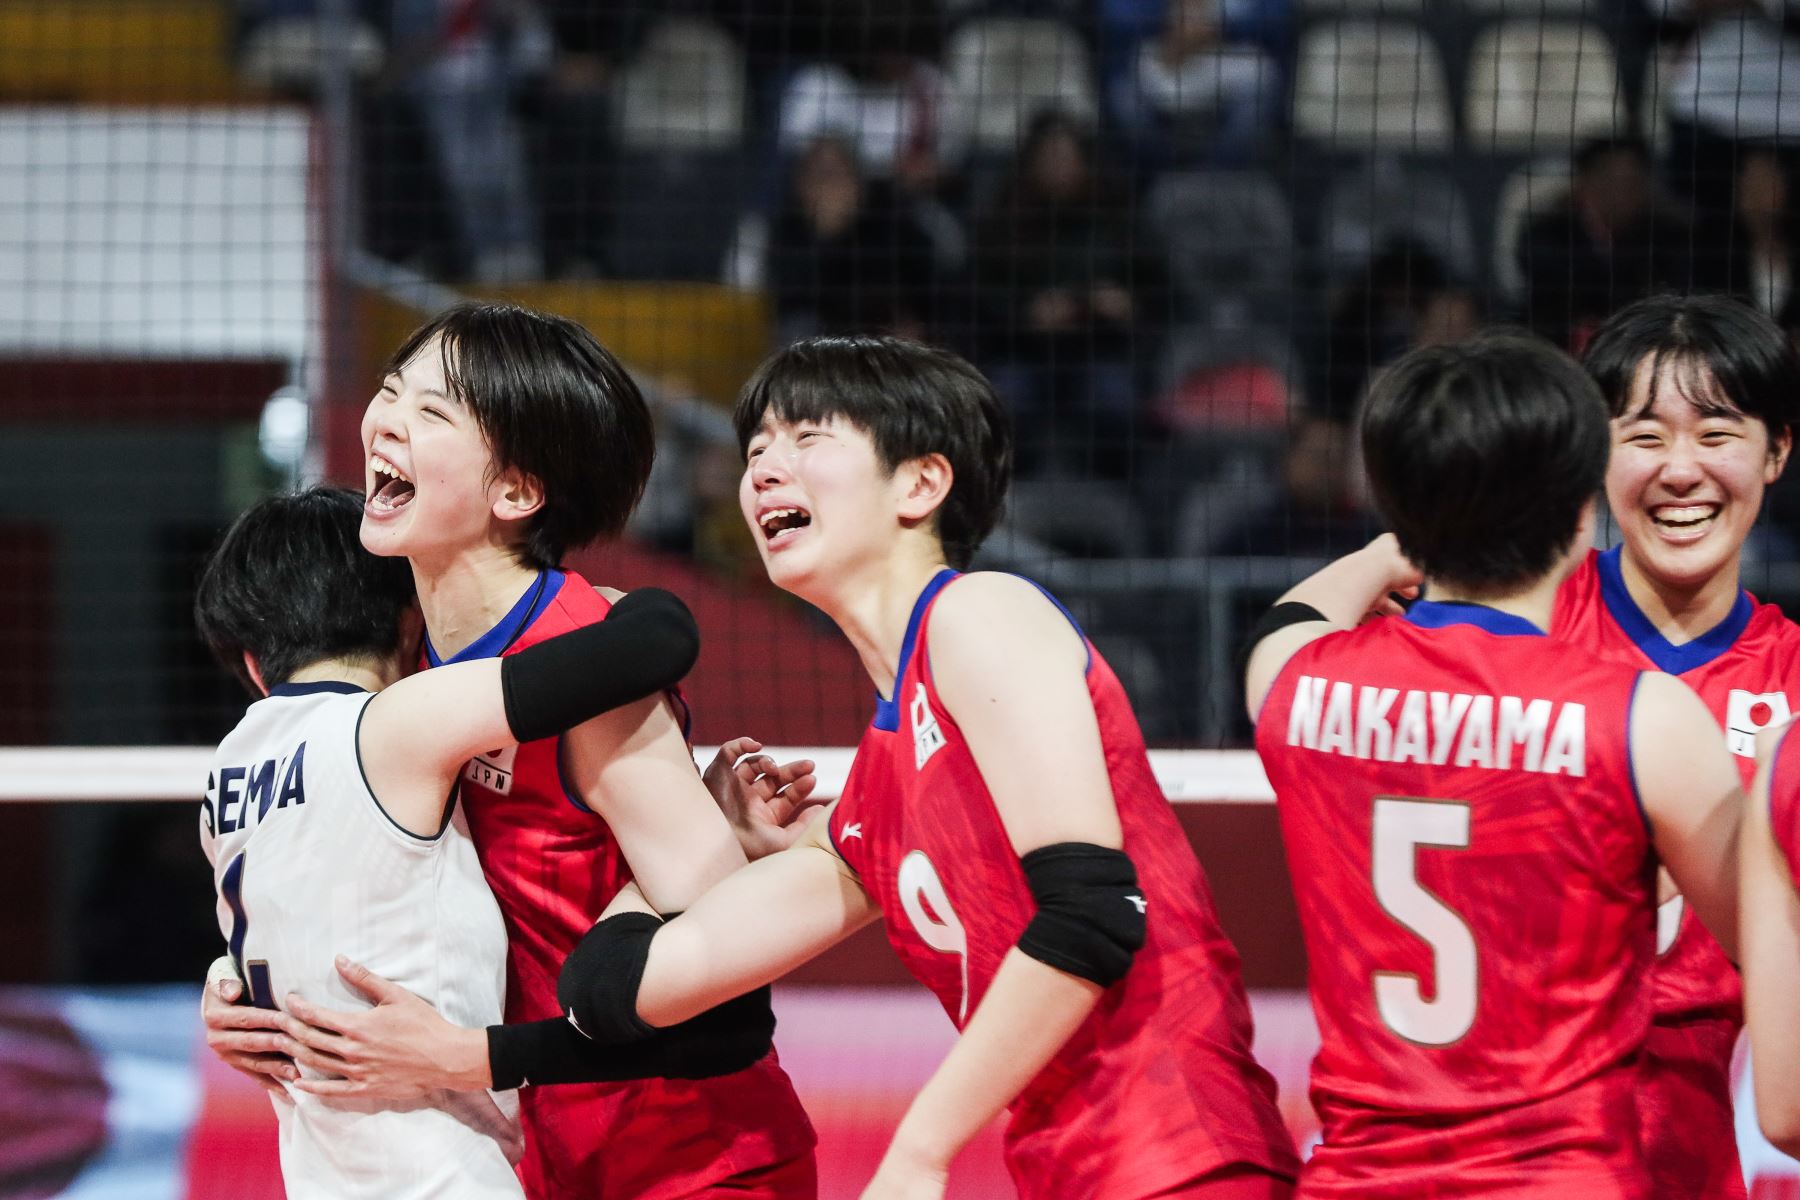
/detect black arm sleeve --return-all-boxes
[501,587,700,744]
[487,987,777,1089]
[1234,600,1331,682]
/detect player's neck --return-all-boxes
[286,659,392,692]
[815,551,950,700]
[409,546,543,661]
[1617,548,1743,645]
[1425,572,1561,633]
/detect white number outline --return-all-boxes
[897,849,970,1024]
[1371,796,1478,1047]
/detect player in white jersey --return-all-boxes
[193,487,701,1200]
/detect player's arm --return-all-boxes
[273,814,877,1099]
[1243,533,1422,719]
[858,573,1142,1192]
[560,696,750,913]
[1741,723,1800,1154]
[1630,670,1744,962]
[358,587,700,836]
[562,811,881,1030]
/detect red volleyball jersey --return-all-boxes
[826,571,1298,1200]
[1768,721,1800,876]
[1555,546,1800,1198]
[1256,600,1656,1199]
[437,569,816,1200]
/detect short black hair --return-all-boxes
[387,302,655,568]
[733,336,1012,570]
[195,486,417,696]
[1361,333,1609,595]
[1583,293,1799,439]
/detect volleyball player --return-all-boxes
[1550,293,1800,1199]
[204,304,819,1199]
[1245,334,1744,1197]
[285,335,1301,1199]
[195,486,712,1198]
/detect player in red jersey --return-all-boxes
[202,304,818,1199]
[1550,294,1800,1199]
[328,336,1301,1198]
[1247,334,1745,1198]
[1741,720,1800,1159]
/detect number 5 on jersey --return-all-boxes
[1372,797,1477,1046]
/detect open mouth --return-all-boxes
[1650,503,1719,536]
[757,505,812,546]
[368,454,416,513]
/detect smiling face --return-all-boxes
[739,414,930,599]
[359,334,529,566]
[1607,354,1791,594]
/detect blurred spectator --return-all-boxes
[529,4,646,277]
[1316,239,1479,424]
[1516,136,1701,351]
[1699,149,1800,317]
[1210,414,1374,558]
[777,5,950,198]
[1665,0,1800,142]
[388,0,550,281]
[1111,0,1282,167]
[766,135,939,341]
[973,111,1165,478]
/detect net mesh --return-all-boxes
[2,0,1796,968]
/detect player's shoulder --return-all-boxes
[928,572,1075,649]
[1745,594,1800,647]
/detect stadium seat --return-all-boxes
[1491,158,1573,304]
[1318,159,1478,282]
[1291,19,1453,150]
[1464,20,1626,151]
[942,17,1098,155]
[1148,171,1295,325]
[616,17,746,151]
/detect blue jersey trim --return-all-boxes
[425,569,567,666]
[267,681,368,697]
[873,568,960,732]
[1404,599,1546,638]
[1597,545,1752,675]
[1625,672,1652,837]
[1008,574,1095,675]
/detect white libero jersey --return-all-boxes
[200,681,522,1200]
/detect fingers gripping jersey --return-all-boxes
[1555,546,1800,1199]
[437,570,816,1200]
[1256,601,1656,1199]
[827,570,1298,1200]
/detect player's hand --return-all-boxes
[703,737,826,860]
[1358,533,1423,620]
[200,956,298,1093]
[279,957,491,1100]
[860,1144,949,1200]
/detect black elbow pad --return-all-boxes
[556,911,664,1044]
[1015,843,1147,988]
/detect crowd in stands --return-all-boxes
[240,0,1800,567]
